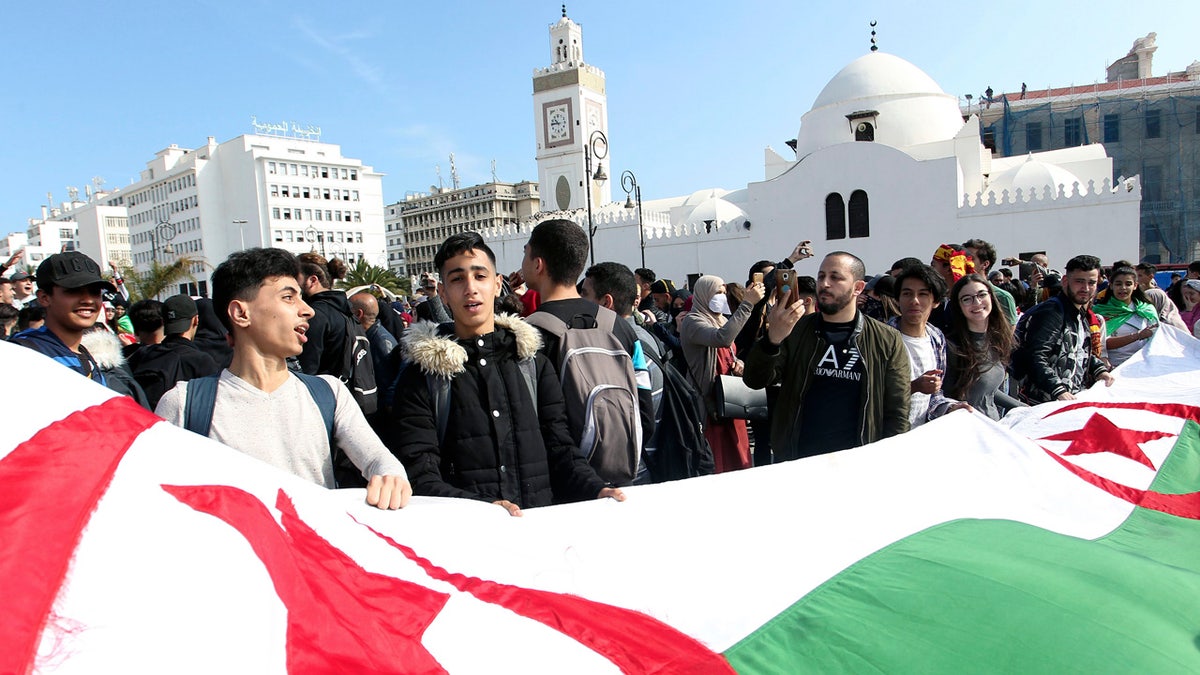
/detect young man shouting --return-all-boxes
[156,248,409,510]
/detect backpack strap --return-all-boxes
[517,358,539,408]
[426,374,453,445]
[183,375,221,436]
[593,305,618,332]
[295,373,336,442]
[523,310,568,339]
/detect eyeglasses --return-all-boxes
[959,291,990,305]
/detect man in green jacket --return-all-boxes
[743,251,911,461]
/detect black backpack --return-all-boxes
[340,314,378,416]
[642,346,715,482]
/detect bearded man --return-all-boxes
[743,251,911,460]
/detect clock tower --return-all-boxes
[533,6,611,212]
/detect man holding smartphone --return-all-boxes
[743,251,911,461]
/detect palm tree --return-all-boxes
[339,260,406,295]
[121,257,204,301]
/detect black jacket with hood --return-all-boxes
[299,290,355,377]
[389,314,607,508]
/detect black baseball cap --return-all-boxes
[36,252,116,293]
[162,294,199,334]
[9,271,34,282]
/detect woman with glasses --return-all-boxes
[1093,265,1159,369]
[944,274,1024,420]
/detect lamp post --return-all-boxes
[232,219,248,251]
[583,130,609,266]
[621,170,644,269]
[150,220,177,265]
[304,226,326,256]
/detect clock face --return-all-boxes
[555,175,571,210]
[587,105,600,131]
[543,100,573,148]
[548,107,569,142]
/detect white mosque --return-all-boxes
[482,11,1141,282]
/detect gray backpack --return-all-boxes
[525,306,641,485]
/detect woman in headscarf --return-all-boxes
[1093,265,1159,368]
[679,275,765,473]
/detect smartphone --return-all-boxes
[774,269,799,306]
[752,272,763,285]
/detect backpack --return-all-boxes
[182,373,363,489]
[525,306,642,486]
[641,345,715,482]
[340,314,379,416]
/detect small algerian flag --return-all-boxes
[2,328,1199,674]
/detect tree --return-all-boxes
[121,257,203,301]
[339,260,406,295]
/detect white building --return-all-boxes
[384,203,409,276]
[482,16,1141,284]
[397,181,541,277]
[107,133,386,296]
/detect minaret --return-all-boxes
[532,6,611,212]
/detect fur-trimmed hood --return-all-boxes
[81,328,128,369]
[402,313,542,378]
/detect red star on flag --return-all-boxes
[1039,413,1172,469]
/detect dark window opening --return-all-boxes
[854,122,875,142]
[1145,109,1162,139]
[1103,114,1120,143]
[1026,122,1043,151]
[825,193,845,240]
[982,125,997,152]
[848,190,869,238]
[1064,117,1083,146]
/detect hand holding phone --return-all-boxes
[774,269,799,307]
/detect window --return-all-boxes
[1143,164,1163,202]
[293,186,300,198]
[302,187,311,199]
[285,231,294,242]
[281,185,290,197]
[1064,117,1083,146]
[340,168,348,179]
[982,125,996,152]
[1025,122,1043,151]
[1104,114,1120,143]
[1195,109,1200,134]
[283,208,292,220]
[350,169,358,180]
[824,193,845,240]
[289,163,299,176]
[301,165,309,177]
[355,232,363,243]
[321,167,329,178]
[353,212,361,223]
[315,210,322,221]
[1145,109,1162,138]
[848,190,869,238]
[323,188,331,200]
[268,161,277,175]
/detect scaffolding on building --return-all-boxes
[977,80,1200,263]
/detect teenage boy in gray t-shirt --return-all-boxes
[157,248,410,509]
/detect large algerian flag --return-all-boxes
[3,327,1200,674]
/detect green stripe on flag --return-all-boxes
[724,422,1200,673]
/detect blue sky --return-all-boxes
[1,0,1195,233]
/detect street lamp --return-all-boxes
[232,219,248,251]
[621,170,644,269]
[583,129,609,266]
[150,220,177,265]
[304,226,326,256]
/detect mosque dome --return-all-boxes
[985,156,1082,201]
[793,52,965,158]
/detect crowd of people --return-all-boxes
[4,224,1188,516]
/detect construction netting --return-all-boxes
[980,88,1200,263]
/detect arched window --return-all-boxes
[855,122,875,142]
[825,193,845,240]
[848,190,869,238]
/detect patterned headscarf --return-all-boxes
[933,244,976,283]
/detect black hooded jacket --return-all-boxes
[389,315,606,508]
[299,290,356,377]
